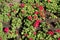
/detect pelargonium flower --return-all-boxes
[29,38,33,40]
[48,0,51,3]
[16,30,19,34]
[44,10,46,14]
[34,11,39,15]
[24,34,28,37]
[27,16,32,21]
[33,20,41,28]
[7,13,11,17]
[55,29,60,33]
[4,27,9,33]
[36,20,41,23]
[33,32,36,35]
[12,10,16,13]
[33,15,38,19]
[19,3,25,8]
[39,11,46,18]
[9,3,13,7]
[47,31,54,36]
[39,6,44,11]
[0,37,2,40]
[58,37,60,40]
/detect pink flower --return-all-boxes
[44,10,46,14]
[39,6,44,11]
[47,31,54,36]
[20,3,25,8]
[36,20,41,23]
[29,38,33,40]
[0,37,2,40]
[33,15,38,19]
[55,29,60,33]
[34,11,39,15]
[48,0,50,3]
[33,20,41,28]
[13,10,16,13]
[27,16,32,21]
[33,32,36,35]
[7,13,11,17]
[16,30,18,34]
[24,34,28,37]
[4,27,9,33]
[9,3,13,7]
[58,37,60,40]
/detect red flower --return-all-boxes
[33,15,38,19]
[13,10,16,13]
[33,32,36,35]
[4,27,9,33]
[0,37,2,40]
[47,0,50,3]
[7,13,11,17]
[34,11,39,15]
[19,3,25,8]
[36,20,41,23]
[29,38,33,40]
[47,31,54,36]
[33,20,41,28]
[58,37,60,40]
[16,30,18,34]
[24,34,28,37]
[44,10,46,14]
[9,3,13,7]
[27,16,32,21]
[33,23,39,28]
[55,29,60,33]
[39,6,44,11]
[39,11,46,18]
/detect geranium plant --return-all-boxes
[0,0,60,40]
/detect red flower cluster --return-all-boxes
[33,20,41,28]
[39,6,44,11]
[55,29,60,33]
[4,27,9,33]
[34,11,39,15]
[19,3,25,8]
[58,37,60,40]
[27,16,32,21]
[47,31,54,36]
[29,38,33,40]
